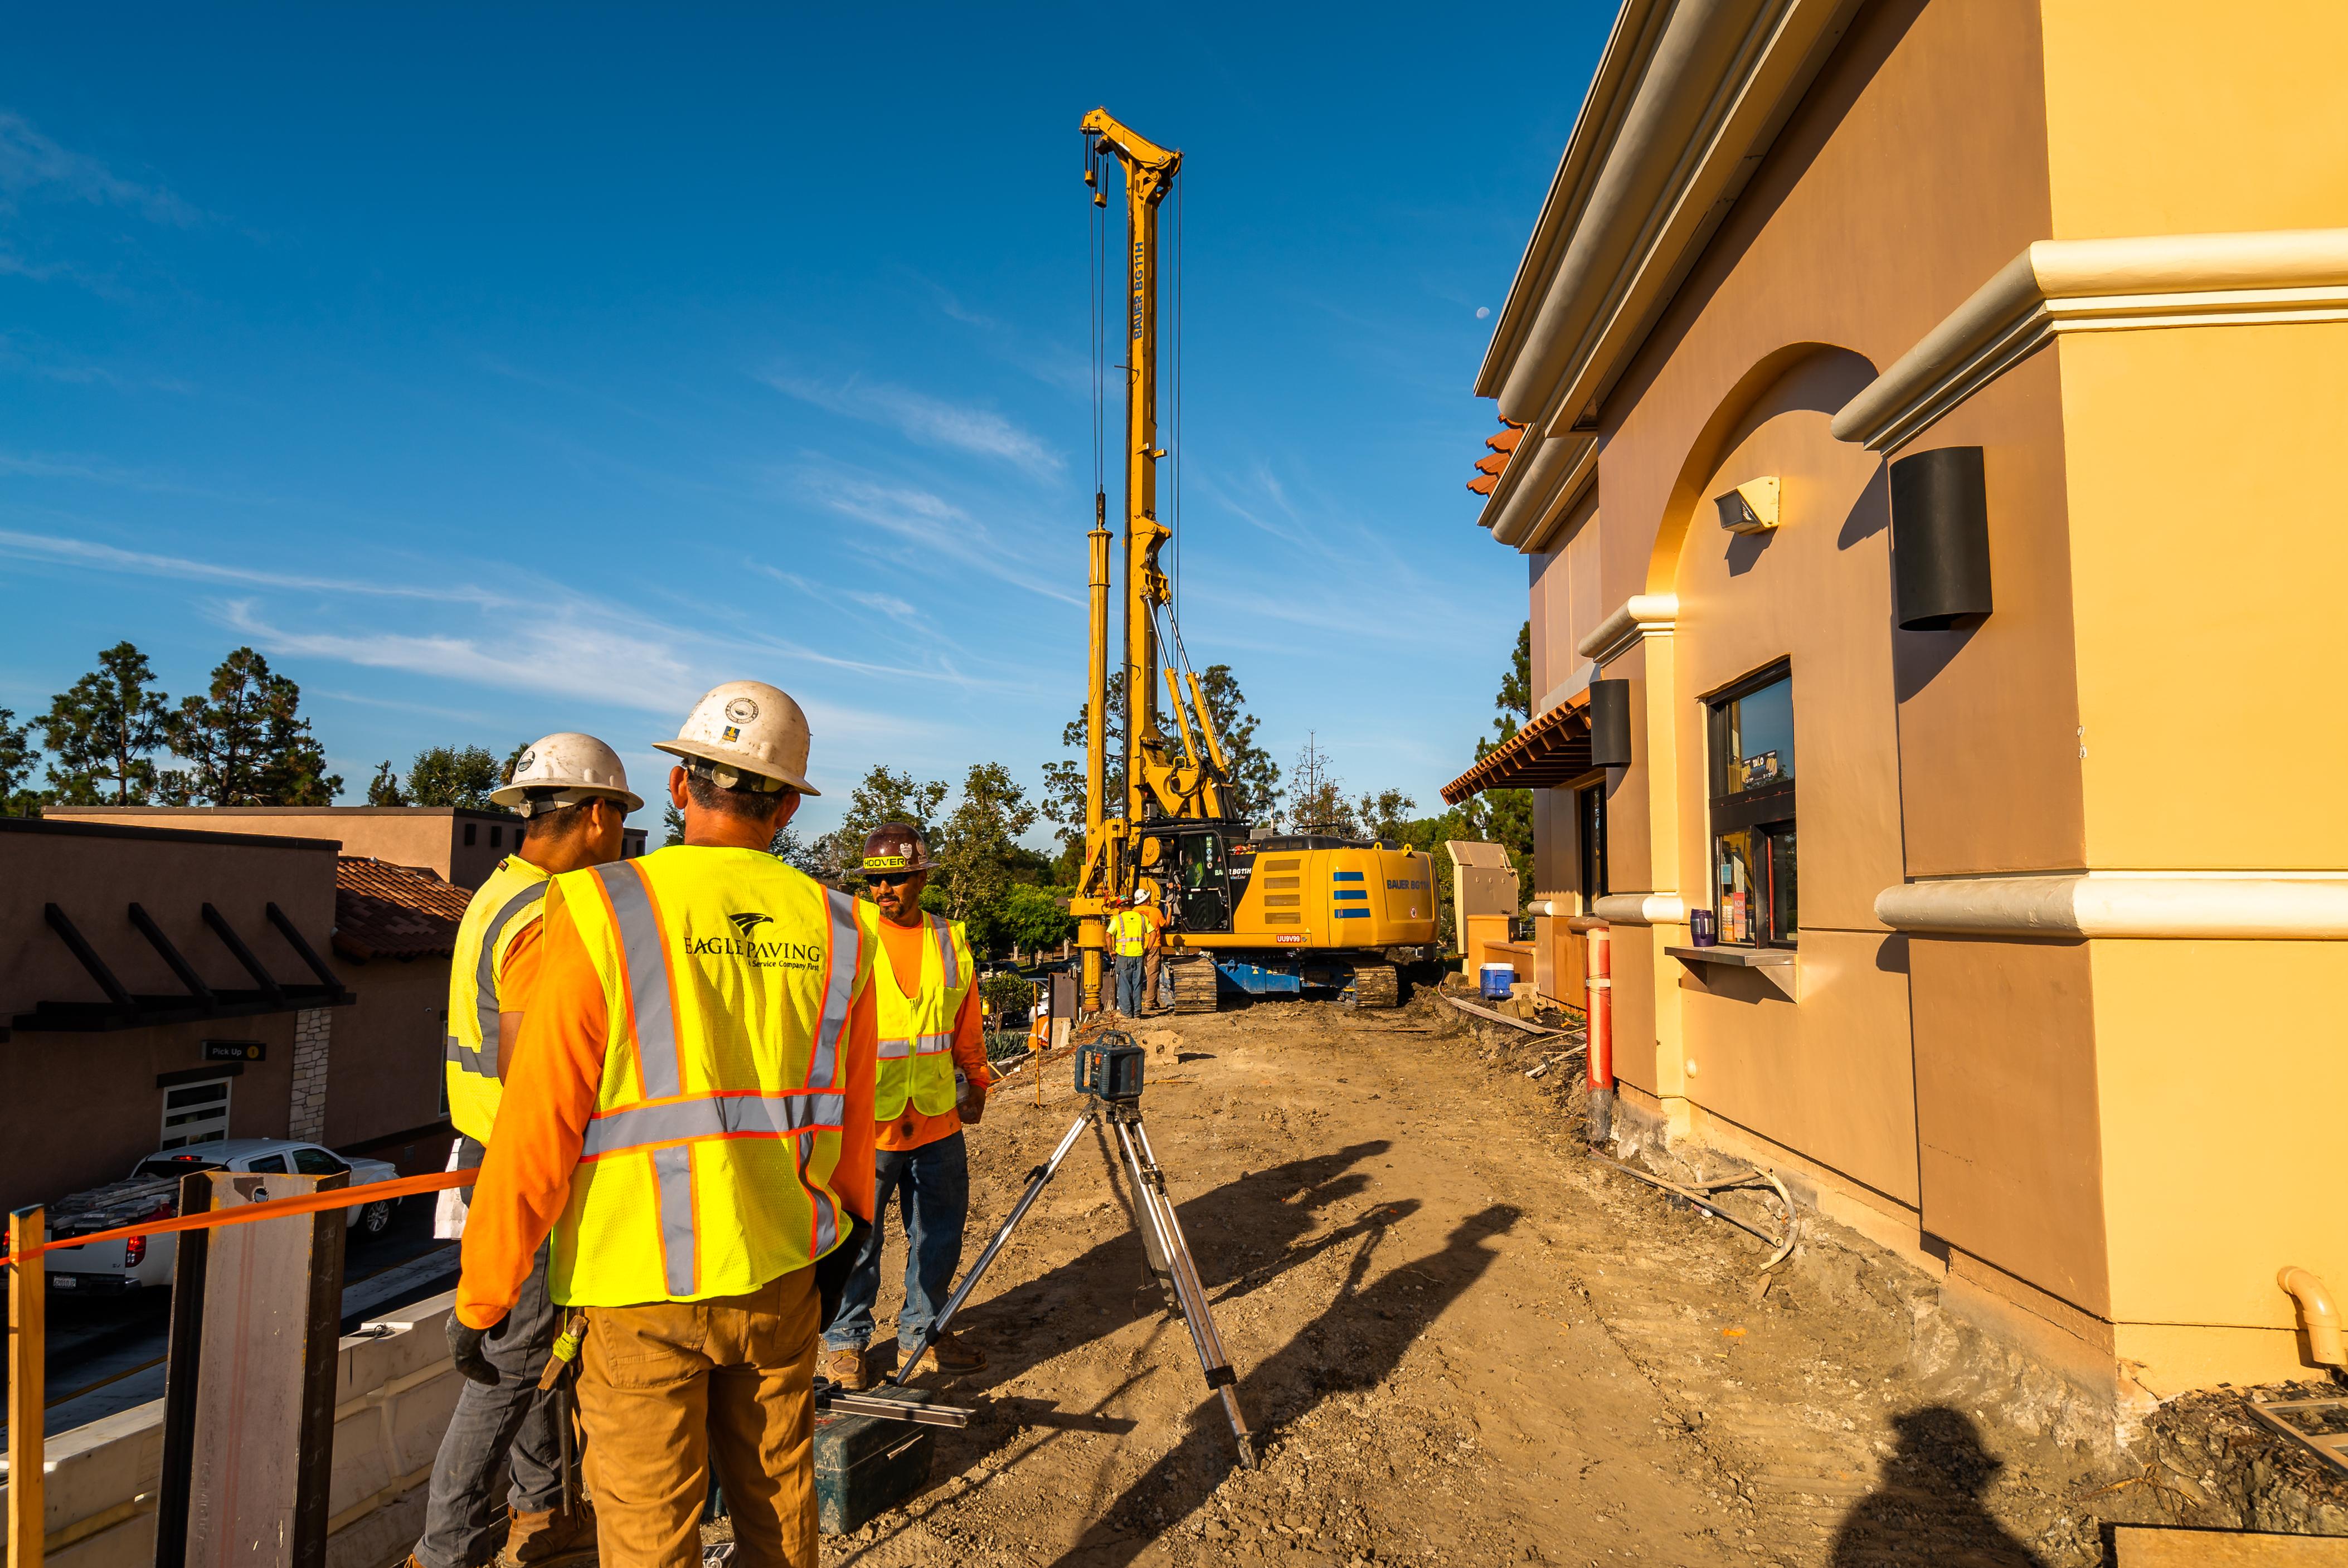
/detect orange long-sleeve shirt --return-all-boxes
[456,878,878,1329]
[873,915,992,1152]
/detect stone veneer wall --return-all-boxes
[289,1007,332,1143]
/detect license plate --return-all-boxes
[52,1276,77,1289]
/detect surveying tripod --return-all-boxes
[893,1033,1256,1467]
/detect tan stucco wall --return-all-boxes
[2040,0,2348,239]
[321,956,450,1152]
[1666,358,1917,1205]
[49,807,514,889]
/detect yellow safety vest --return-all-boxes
[548,846,871,1306]
[445,856,552,1143]
[1111,908,1150,958]
[873,914,973,1122]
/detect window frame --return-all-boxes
[1704,661,1798,949]
[1576,779,1610,911]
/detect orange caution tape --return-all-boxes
[2,1167,477,1269]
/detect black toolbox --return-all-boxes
[813,1385,937,1535]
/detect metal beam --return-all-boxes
[202,904,285,1006]
[129,904,215,1003]
[43,903,131,1007]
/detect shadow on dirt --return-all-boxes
[1047,1199,1524,1565]
[1828,1406,2048,1566]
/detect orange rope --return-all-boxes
[2,1168,475,1269]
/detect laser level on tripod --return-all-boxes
[892,1031,1256,1467]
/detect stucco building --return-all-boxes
[1445,0,2347,1429]
[0,817,479,1211]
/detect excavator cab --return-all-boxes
[1144,825,1241,933]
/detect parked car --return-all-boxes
[45,1139,404,1294]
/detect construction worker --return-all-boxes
[410,733,641,1568]
[1135,878,1168,1015]
[1109,892,1150,1016]
[451,682,878,1568]
[819,824,993,1388]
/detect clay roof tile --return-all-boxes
[334,856,474,961]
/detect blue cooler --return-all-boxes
[1479,963,1515,1000]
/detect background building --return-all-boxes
[1447,0,2348,1431]
[48,805,646,890]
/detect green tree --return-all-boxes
[1466,621,1534,902]
[996,882,1075,954]
[1194,664,1281,822]
[402,745,507,809]
[39,642,171,804]
[834,764,949,861]
[1354,787,1418,841]
[161,647,342,806]
[663,802,685,846]
[0,707,42,816]
[935,761,1040,946]
[367,761,408,806]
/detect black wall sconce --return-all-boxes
[1588,679,1632,768]
[1888,446,1992,631]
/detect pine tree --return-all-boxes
[367,761,409,805]
[0,707,40,816]
[39,642,171,804]
[163,647,342,805]
[935,762,1039,938]
[1467,621,1535,901]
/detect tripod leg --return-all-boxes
[890,1107,1093,1387]
[1112,1113,1256,1467]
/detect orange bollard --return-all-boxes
[1584,927,1614,1144]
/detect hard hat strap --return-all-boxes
[682,757,791,795]
[516,785,629,818]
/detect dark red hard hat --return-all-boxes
[861,822,939,876]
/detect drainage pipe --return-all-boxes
[1583,923,1613,1143]
[2278,1267,2346,1369]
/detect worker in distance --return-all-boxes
[407,733,642,1568]
[451,682,879,1568]
[818,822,994,1389]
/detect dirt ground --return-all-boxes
[806,990,2339,1567]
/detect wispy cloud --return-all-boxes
[0,526,512,606]
[0,110,201,226]
[795,473,1081,606]
[0,451,271,503]
[759,369,1063,476]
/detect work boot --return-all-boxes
[913,1330,988,1376]
[497,1504,596,1568]
[823,1343,870,1391]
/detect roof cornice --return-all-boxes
[1831,228,2348,452]
[1472,0,1863,491]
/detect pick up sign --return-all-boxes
[203,1041,265,1062]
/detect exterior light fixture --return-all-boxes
[1713,476,1781,535]
[1589,679,1633,768]
[1888,446,1992,631]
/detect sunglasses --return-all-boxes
[867,871,919,888]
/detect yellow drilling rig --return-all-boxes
[1071,108,1438,1016]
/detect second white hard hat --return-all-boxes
[653,680,820,796]
[490,732,645,816]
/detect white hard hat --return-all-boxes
[653,680,820,796]
[490,732,644,816]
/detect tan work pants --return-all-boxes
[576,1269,818,1568]
[1142,948,1161,1014]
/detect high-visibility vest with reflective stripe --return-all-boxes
[1111,908,1150,957]
[872,914,973,1123]
[445,856,552,1143]
[548,846,870,1307]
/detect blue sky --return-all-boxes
[2,5,1606,842]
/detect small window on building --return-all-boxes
[464,821,478,846]
[1576,781,1609,910]
[491,824,503,849]
[1707,665,1797,947]
[161,1077,233,1148]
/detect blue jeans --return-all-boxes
[821,1131,971,1355]
[1115,954,1145,1015]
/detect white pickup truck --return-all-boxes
[45,1138,405,1294]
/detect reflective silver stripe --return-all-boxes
[471,882,549,1070]
[446,1035,492,1076]
[594,863,681,1100]
[580,1092,850,1157]
[933,916,959,993]
[652,1146,696,1297]
[877,1037,912,1061]
[811,889,859,1087]
[874,1031,952,1061]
